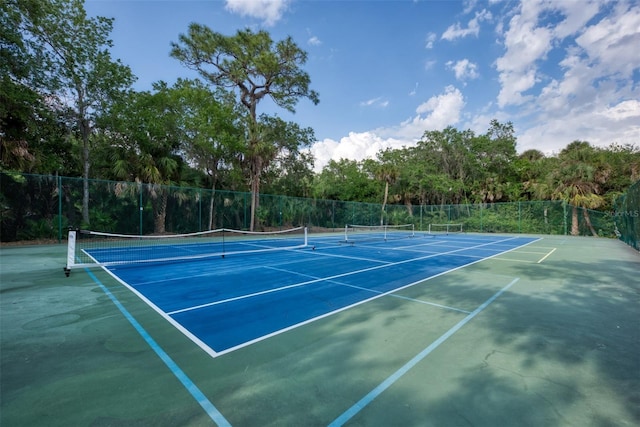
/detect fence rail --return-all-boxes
[1,173,622,243]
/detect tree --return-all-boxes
[417,127,475,204]
[1,0,76,174]
[313,159,379,203]
[548,141,604,236]
[260,118,316,199]
[16,0,134,225]
[594,143,640,210]
[471,120,518,203]
[171,26,319,230]
[171,79,244,229]
[101,83,187,234]
[263,150,315,198]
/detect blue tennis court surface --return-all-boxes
[95,233,539,357]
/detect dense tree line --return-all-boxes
[313,126,639,235]
[2,0,639,235]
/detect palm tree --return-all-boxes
[376,162,399,225]
[548,141,604,236]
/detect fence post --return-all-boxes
[279,195,283,229]
[244,193,248,230]
[563,201,568,235]
[139,183,144,236]
[518,201,522,233]
[198,190,202,232]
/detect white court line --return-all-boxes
[511,250,551,255]
[491,257,535,263]
[388,293,471,314]
[537,247,557,263]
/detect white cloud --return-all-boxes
[409,82,419,96]
[411,85,465,130]
[600,100,640,121]
[424,60,437,70]
[495,0,640,107]
[495,12,553,107]
[575,2,640,78]
[463,0,478,15]
[225,0,290,26]
[308,36,322,46]
[446,59,480,82]
[552,0,601,39]
[309,132,406,172]
[518,99,640,155]
[425,32,437,49]
[359,97,388,108]
[309,86,465,172]
[441,9,492,41]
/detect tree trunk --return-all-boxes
[82,140,90,225]
[250,175,260,231]
[208,192,215,230]
[152,188,167,234]
[248,140,264,231]
[404,198,413,216]
[571,205,579,236]
[208,176,216,231]
[248,116,260,231]
[80,104,90,226]
[583,208,598,237]
[381,181,389,225]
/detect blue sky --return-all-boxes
[85,0,640,171]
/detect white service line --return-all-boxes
[537,247,557,263]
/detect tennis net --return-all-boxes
[343,224,415,243]
[428,223,463,235]
[65,226,308,274]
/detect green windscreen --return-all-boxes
[615,179,640,251]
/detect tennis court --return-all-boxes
[2,229,639,426]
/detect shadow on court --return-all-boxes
[1,235,638,426]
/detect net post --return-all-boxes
[344,225,348,242]
[221,228,225,258]
[64,228,77,276]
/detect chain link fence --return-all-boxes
[1,173,619,242]
[614,179,640,251]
